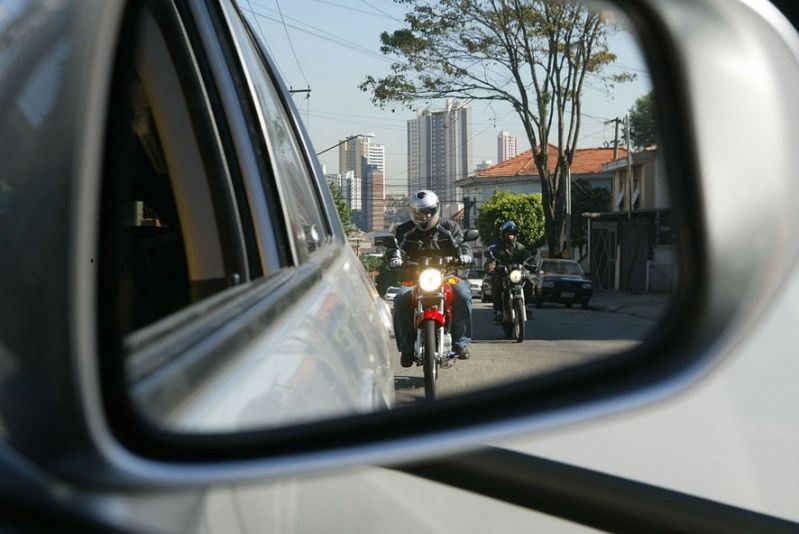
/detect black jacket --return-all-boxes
[386,219,472,263]
[486,240,530,267]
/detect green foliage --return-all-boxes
[328,181,354,234]
[629,91,658,149]
[360,254,383,273]
[476,191,545,249]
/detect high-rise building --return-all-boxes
[365,168,385,232]
[475,160,493,172]
[338,136,386,231]
[365,144,386,231]
[497,131,519,163]
[407,99,471,219]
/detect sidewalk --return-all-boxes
[589,288,672,321]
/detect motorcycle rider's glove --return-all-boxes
[388,257,403,269]
[459,254,473,265]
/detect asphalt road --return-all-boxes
[392,300,657,405]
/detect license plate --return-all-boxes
[561,291,575,298]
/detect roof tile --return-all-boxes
[475,145,628,178]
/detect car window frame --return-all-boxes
[97,0,358,443]
[217,0,338,265]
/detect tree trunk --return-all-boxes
[538,163,567,258]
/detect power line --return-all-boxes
[242,3,400,65]
[273,0,309,86]
[309,0,399,20]
[358,0,402,22]
[243,0,288,82]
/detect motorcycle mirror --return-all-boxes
[463,229,479,242]
[372,233,398,248]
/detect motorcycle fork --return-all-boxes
[414,294,445,364]
[504,286,527,322]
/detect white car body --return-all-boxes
[1,0,798,531]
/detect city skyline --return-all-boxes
[239,1,653,196]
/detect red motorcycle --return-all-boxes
[402,257,459,399]
[401,230,478,400]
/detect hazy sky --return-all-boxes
[238,0,652,194]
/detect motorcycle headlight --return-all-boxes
[509,270,523,284]
[419,268,443,292]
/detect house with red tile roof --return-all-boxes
[455,145,624,228]
[458,145,623,202]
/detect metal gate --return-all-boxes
[620,219,650,293]
[590,222,617,289]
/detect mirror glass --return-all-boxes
[104,0,678,432]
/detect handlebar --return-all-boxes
[403,257,464,269]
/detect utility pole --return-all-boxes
[613,117,621,160]
[289,86,311,95]
[625,115,634,219]
[566,167,572,259]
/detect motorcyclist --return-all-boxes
[385,190,473,367]
[486,220,531,324]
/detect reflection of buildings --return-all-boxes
[457,145,621,268]
[407,99,471,219]
[475,160,493,172]
[384,193,409,231]
[587,146,674,293]
[338,137,386,232]
[458,145,621,225]
[497,131,519,163]
[365,168,385,232]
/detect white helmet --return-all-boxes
[409,190,440,231]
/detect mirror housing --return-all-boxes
[463,229,479,242]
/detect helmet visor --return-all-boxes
[412,206,438,222]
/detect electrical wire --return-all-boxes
[273,0,310,86]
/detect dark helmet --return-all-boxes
[409,190,440,231]
[499,220,518,244]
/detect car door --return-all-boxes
[95,0,395,436]
[0,0,393,530]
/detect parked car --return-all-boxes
[463,268,485,299]
[384,286,401,303]
[530,258,593,309]
[481,273,493,303]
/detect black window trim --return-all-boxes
[227,0,342,246]
[185,0,289,273]
[145,0,249,286]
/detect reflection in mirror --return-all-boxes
[110,0,677,434]
[352,0,676,405]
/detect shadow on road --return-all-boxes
[394,375,425,391]
[471,302,653,342]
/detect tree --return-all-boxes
[570,178,610,260]
[360,254,384,274]
[628,90,657,150]
[476,191,545,250]
[328,181,354,234]
[360,0,632,257]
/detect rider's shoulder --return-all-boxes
[396,220,416,234]
[438,219,461,232]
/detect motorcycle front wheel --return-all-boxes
[423,319,438,400]
[513,299,526,343]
